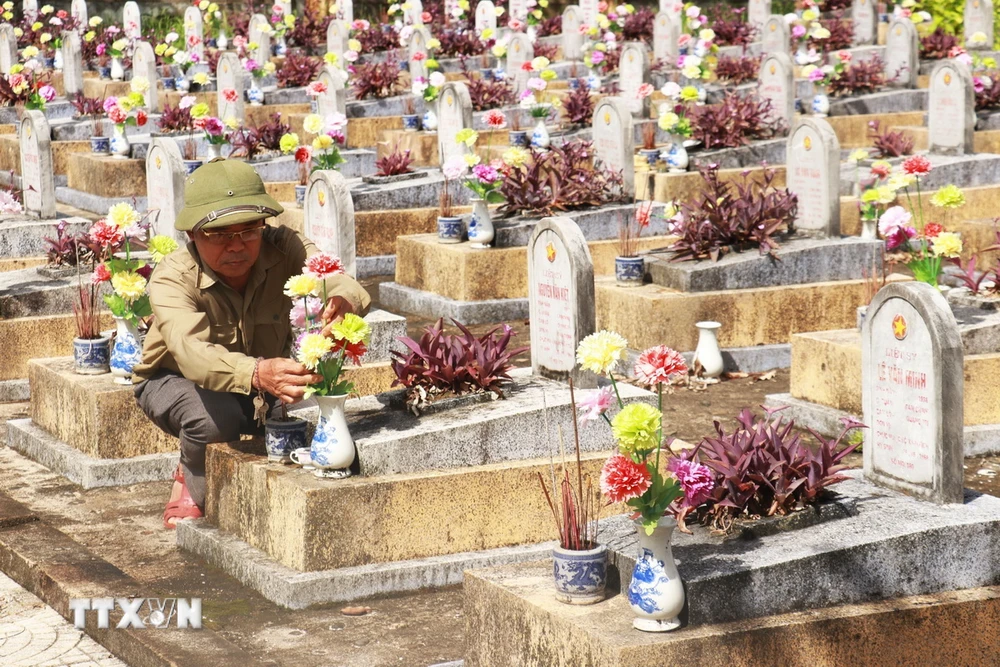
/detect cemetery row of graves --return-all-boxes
[2,0,1000,664]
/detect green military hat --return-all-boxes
[174,158,285,232]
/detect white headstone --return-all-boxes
[747,0,771,30]
[852,0,876,46]
[145,138,187,240]
[277,0,292,14]
[506,32,534,95]
[758,52,794,128]
[785,117,840,236]
[249,14,271,65]
[304,170,357,278]
[579,0,598,28]
[761,15,790,55]
[317,67,348,119]
[406,0,424,25]
[863,282,964,504]
[436,82,473,166]
[131,41,159,112]
[618,42,650,117]
[653,10,680,66]
[408,26,430,82]
[0,25,17,75]
[70,0,88,27]
[122,1,141,40]
[928,60,975,155]
[61,30,84,95]
[327,19,347,61]
[885,18,919,88]
[592,98,635,196]
[216,52,245,125]
[562,6,584,61]
[18,111,55,219]
[21,0,37,22]
[340,0,354,23]
[965,0,994,49]
[528,216,596,386]
[184,6,205,62]
[475,0,497,33]
[510,0,528,21]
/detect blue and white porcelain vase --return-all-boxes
[295,184,307,208]
[615,256,644,287]
[110,125,130,159]
[531,117,550,149]
[53,48,63,70]
[265,417,308,463]
[402,114,420,131]
[73,334,111,375]
[309,394,355,477]
[175,75,190,93]
[552,543,608,605]
[467,197,494,248]
[664,135,688,173]
[812,85,830,117]
[508,130,528,147]
[90,135,110,154]
[110,317,143,385]
[275,36,288,57]
[247,79,265,106]
[437,215,464,243]
[422,108,438,132]
[110,56,124,81]
[628,517,685,632]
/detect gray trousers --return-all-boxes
[134,371,272,508]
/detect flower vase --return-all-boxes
[163,77,176,91]
[437,215,464,243]
[310,98,319,114]
[812,84,830,117]
[531,118,550,149]
[53,48,63,70]
[217,32,229,51]
[794,43,810,66]
[693,321,724,378]
[295,184,307,207]
[422,108,438,132]
[615,256,645,287]
[110,317,143,385]
[98,65,111,79]
[861,214,877,240]
[467,197,494,248]
[90,135,110,154]
[73,334,111,375]
[110,56,124,81]
[275,36,288,57]
[110,125,130,159]
[206,144,223,160]
[586,69,602,91]
[664,135,688,173]
[552,544,608,605]
[309,394,355,478]
[265,417,308,463]
[695,83,707,105]
[402,114,420,131]
[175,75,190,93]
[508,130,528,147]
[247,79,265,106]
[628,517,685,632]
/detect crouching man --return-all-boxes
[132,159,370,528]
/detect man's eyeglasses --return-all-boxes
[199,224,266,246]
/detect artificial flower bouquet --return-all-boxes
[284,252,371,398]
[412,70,446,103]
[3,59,56,110]
[105,79,149,130]
[575,331,714,534]
[520,56,558,119]
[243,53,276,79]
[279,112,348,175]
[800,51,849,89]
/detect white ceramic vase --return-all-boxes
[531,117,550,149]
[309,394,356,477]
[693,321,724,378]
[110,56,124,81]
[812,85,830,117]
[110,125,130,159]
[247,79,264,106]
[627,517,685,632]
[467,197,494,248]
[664,134,688,173]
[110,317,143,385]
[217,32,229,50]
[422,108,438,131]
[53,48,63,70]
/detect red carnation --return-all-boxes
[136,109,147,127]
[923,222,944,238]
[294,146,311,164]
[600,454,652,504]
[484,108,507,129]
[223,88,239,103]
[870,162,891,179]
[107,106,127,124]
[902,155,931,176]
[343,340,367,365]
[520,61,534,71]
[92,263,112,284]
[634,345,687,387]
[305,251,345,278]
[89,219,124,248]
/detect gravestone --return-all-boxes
[862,282,963,504]
[19,111,55,219]
[327,19,346,61]
[145,138,187,240]
[184,6,205,62]
[122,1,141,41]
[406,0,424,25]
[408,26,430,83]
[249,14,271,65]
[276,0,292,14]
[507,32,534,96]
[618,42,650,118]
[758,52,794,128]
[527,216,595,386]
[785,117,840,236]
[510,0,528,21]
[562,6,583,61]
[965,0,994,50]
[21,0,37,21]
[927,60,975,155]
[0,25,17,75]
[131,41,159,112]
[436,82,473,165]
[216,52,245,125]
[852,0,876,46]
[761,15,790,56]
[70,0,87,27]
[475,0,497,33]
[317,67,347,119]
[653,10,680,65]
[885,18,919,88]
[61,30,84,96]
[592,97,635,196]
[579,0,598,28]
[747,0,771,31]
[340,0,354,23]
[305,170,356,278]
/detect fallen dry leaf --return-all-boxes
[341,606,372,616]
[754,370,777,382]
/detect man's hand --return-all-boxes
[256,358,322,404]
[320,295,356,337]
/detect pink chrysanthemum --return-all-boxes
[89,219,124,248]
[634,345,687,387]
[600,454,652,504]
[669,458,715,508]
[577,386,614,423]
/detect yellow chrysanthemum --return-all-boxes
[297,332,333,370]
[502,147,530,168]
[658,112,679,131]
[303,113,324,134]
[193,72,209,85]
[348,38,362,52]
[312,134,334,150]
[612,403,661,455]
[107,203,140,230]
[331,313,371,345]
[848,149,869,163]
[111,271,147,302]
[931,231,962,258]
[455,128,478,147]
[279,132,300,153]
[283,274,320,298]
[576,330,628,375]
[190,102,210,119]
[148,235,178,264]
[930,184,966,209]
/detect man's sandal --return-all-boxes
[163,465,203,529]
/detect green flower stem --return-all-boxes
[608,371,624,410]
[655,382,662,477]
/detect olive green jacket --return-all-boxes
[133,226,370,394]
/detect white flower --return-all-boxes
[429,71,446,87]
